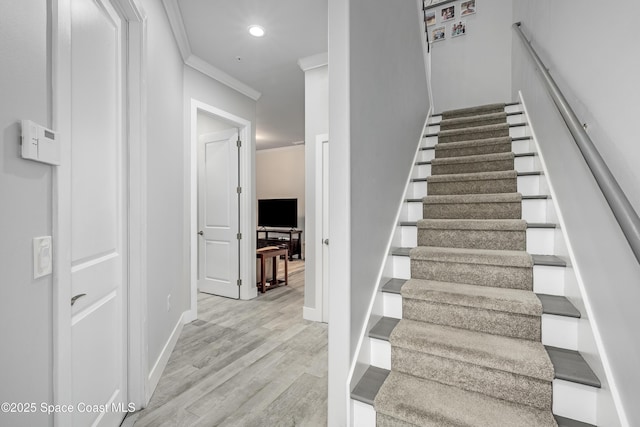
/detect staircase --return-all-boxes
[351,103,601,426]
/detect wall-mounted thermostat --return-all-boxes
[21,120,60,165]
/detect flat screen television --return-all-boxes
[258,198,298,229]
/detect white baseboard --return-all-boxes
[146,311,186,402]
[303,305,322,322]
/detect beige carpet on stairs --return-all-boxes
[373,103,558,427]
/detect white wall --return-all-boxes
[430,0,512,112]
[512,2,640,425]
[326,0,430,424]
[0,1,53,425]
[256,145,306,240]
[142,0,189,378]
[303,64,328,311]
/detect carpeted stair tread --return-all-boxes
[427,170,516,183]
[390,320,554,381]
[431,152,514,174]
[439,112,508,131]
[410,247,533,290]
[401,278,542,316]
[438,123,510,144]
[435,136,513,158]
[410,246,532,268]
[442,103,506,120]
[423,192,523,220]
[423,192,522,204]
[374,371,557,427]
[417,218,527,231]
[427,170,517,196]
[417,219,526,250]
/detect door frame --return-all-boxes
[312,134,329,322]
[52,0,148,424]
[186,99,255,323]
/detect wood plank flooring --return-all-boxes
[127,261,328,427]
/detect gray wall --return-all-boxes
[430,0,512,112]
[0,1,53,425]
[349,0,429,358]
[143,0,189,372]
[512,1,640,425]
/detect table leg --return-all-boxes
[284,250,288,286]
[260,254,266,293]
[271,254,278,287]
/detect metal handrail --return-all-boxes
[513,22,640,264]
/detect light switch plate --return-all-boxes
[33,236,53,279]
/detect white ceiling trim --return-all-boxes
[161,0,262,101]
[185,55,262,100]
[297,52,328,72]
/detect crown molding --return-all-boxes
[297,52,328,72]
[185,55,262,100]
[161,0,261,100]
[161,0,191,61]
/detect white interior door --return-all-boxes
[322,140,330,322]
[198,129,240,299]
[68,0,128,425]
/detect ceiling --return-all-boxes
[171,0,328,150]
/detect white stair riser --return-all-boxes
[417,149,435,163]
[533,265,565,296]
[352,400,376,427]
[426,125,440,134]
[370,338,391,370]
[509,126,527,138]
[392,255,411,280]
[412,163,432,179]
[382,291,403,319]
[424,136,438,147]
[514,156,536,173]
[522,198,549,223]
[400,225,417,248]
[526,228,555,254]
[553,380,598,425]
[409,181,428,198]
[517,175,542,196]
[406,201,422,222]
[542,314,579,351]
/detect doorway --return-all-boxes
[52,0,147,424]
[187,100,255,322]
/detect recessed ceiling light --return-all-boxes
[248,25,265,37]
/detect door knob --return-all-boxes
[323,239,329,245]
[198,231,204,236]
[71,293,87,306]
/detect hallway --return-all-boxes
[128,261,328,426]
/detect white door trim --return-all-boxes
[52,1,148,423]
[186,99,255,323]
[310,134,329,322]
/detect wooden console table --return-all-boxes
[256,229,303,260]
[256,246,288,293]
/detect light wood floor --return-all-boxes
[128,261,328,427]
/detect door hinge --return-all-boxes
[237,232,242,240]
[237,186,242,194]
[237,279,242,287]
[236,139,242,148]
